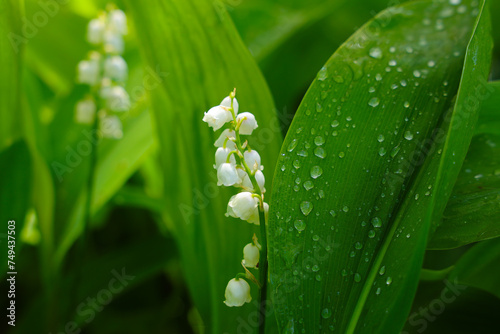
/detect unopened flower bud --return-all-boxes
[243,243,260,268]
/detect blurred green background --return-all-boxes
[0,0,499,333]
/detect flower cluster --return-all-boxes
[75,5,130,139]
[202,90,268,307]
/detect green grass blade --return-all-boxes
[268,1,492,333]
[428,133,500,249]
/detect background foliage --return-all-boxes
[0,0,499,333]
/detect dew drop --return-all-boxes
[375,73,383,81]
[390,146,401,158]
[293,160,301,169]
[379,266,386,275]
[404,131,414,140]
[368,230,376,238]
[427,60,436,67]
[303,180,314,191]
[314,136,325,146]
[371,217,382,228]
[333,75,344,84]
[314,147,326,159]
[386,277,393,285]
[378,134,385,143]
[300,201,313,216]
[413,70,421,78]
[355,242,363,250]
[316,103,323,113]
[330,210,336,217]
[342,206,349,213]
[369,47,383,59]
[338,152,345,158]
[404,101,410,108]
[318,66,328,81]
[310,166,323,179]
[368,97,380,107]
[287,139,298,152]
[321,308,332,319]
[294,219,306,232]
[331,120,340,128]
[354,273,361,282]
[379,147,387,157]
[376,287,381,295]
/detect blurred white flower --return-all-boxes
[99,114,123,139]
[77,59,100,86]
[75,98,96,125]
[87,18,105,44]
[108,9,128,35]
[104,55,128,82]
[217,163,239,187]
[103,30,124,54]
[105,86,131,112]
[236,112,258,135]
[224,278,251,307]
[243,243,260,268]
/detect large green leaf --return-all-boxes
[268,1,491,333]
[428,133,500,249]
[124,0,282,332]
[449,238,500,299]
[475,81,500,135]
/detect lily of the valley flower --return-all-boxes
[105,86,131,112]
[104,55,128,82]
[203,106,232,131]
[224,278,251,307]
[217,163,239,187]
[244,150,262,171]
[243,243,260,268]
[242,170,265,193]
[236,112,258,135]
[227,192,259,224]
[214,129,236,149]
[77,58,100,86]
[87,18,105,45]
[214,147,236,169]
[75,98,96,124]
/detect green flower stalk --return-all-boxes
[203,89,269,333]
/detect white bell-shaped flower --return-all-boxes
[236,168,247,186]
[100,114,123,139]
[203,106,231,131]
[224,278,251,307]
[214,129,236,149]
[105,86,131,112]
[217,163,239,187]
[244,150,262,171]
[75,98,96,124]
[77,59,100,86]
[108,9,128,35]
[243,243,260,268]
[104,55,128,82]
[214,147,236,170]
[228,192,259,223]
[103,30,124,54]
[220,96,239,115]
[236,112,258,135]
[242,170,265,193]
[87,18,105,44]
[263,202,269,223]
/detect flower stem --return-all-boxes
[258,208,268,334]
